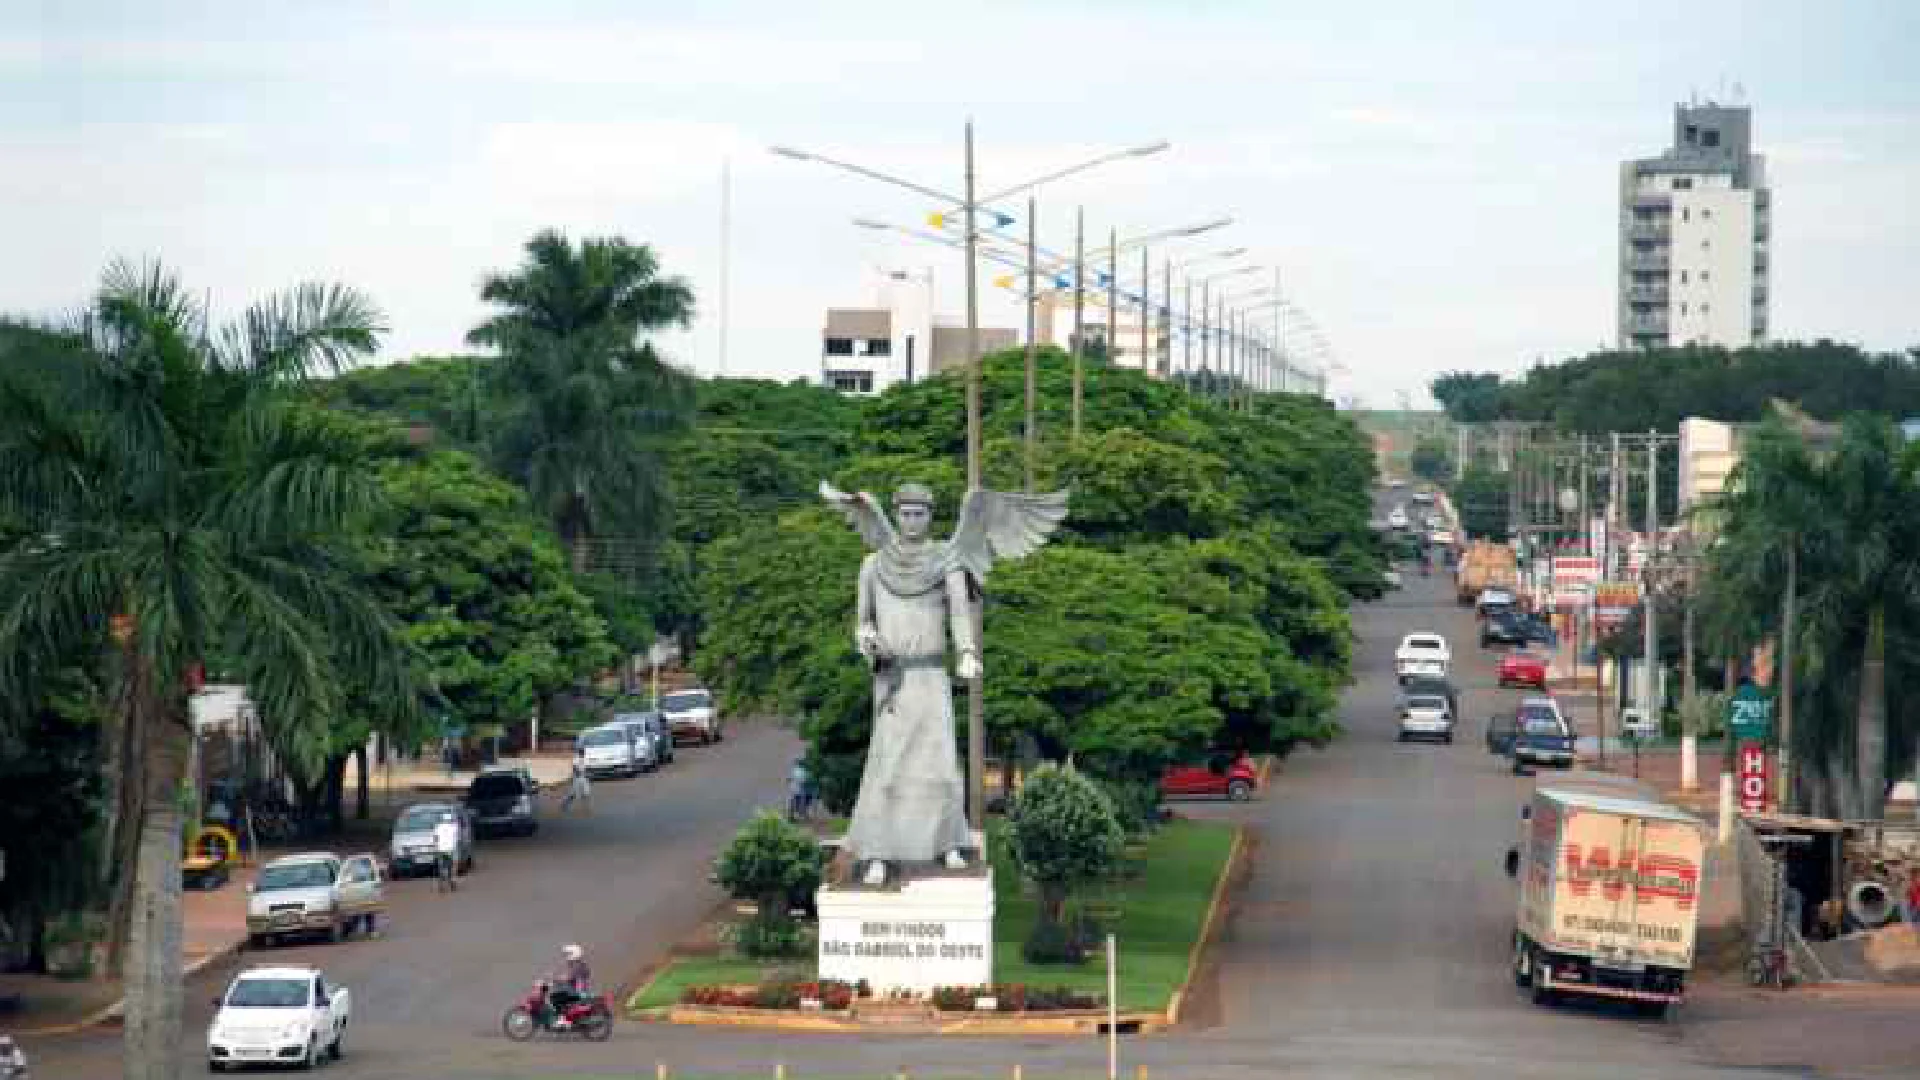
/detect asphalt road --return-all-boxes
[29,498,1870,1078]
[23,720,804,1079]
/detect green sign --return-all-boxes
[1727,685,1775,742]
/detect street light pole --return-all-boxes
[962,121,986,836]
[1161,257,1172,378]
[1106,227,1118,374]
[1182,278,1192,376]
[1024,195,1038,493]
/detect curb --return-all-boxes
[12,938,247,1037]
[1165,824,1247,1027]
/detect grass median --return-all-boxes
[630,817,1237,1014]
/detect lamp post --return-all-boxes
[773,128,1169,834]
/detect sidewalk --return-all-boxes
[365,752,574,796]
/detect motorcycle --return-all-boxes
[501,979,614,1042]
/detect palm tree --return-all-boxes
[1796,415,1920,818]
[0,261,417,1080]
[468,230,696,572]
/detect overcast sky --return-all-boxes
[5,1,1916,406]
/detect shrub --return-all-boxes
[715,811,824,958]
[1008,762,1123,961]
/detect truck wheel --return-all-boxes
[248,933,268,950]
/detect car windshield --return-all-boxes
[1521,716,1565,735]
[396,806,453,831]
[256,862,334,890]
[662,691,709,710]
[581,729,626,747]
[1407,696,1448,712]
[468,775,524,800]
[225,978,309,1008]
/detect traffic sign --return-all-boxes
[1727,684,1775,742]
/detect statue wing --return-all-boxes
[950,487,1070,584]
[819,481,897,551]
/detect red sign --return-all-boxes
[1737,741,1771,813]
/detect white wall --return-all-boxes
[1667,180,1755,347]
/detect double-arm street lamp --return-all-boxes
[773,125,1168,834]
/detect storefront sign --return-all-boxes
[1727,684,1775,742]
[1737,741,1771,813]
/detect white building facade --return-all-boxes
[1617,101,1771,350]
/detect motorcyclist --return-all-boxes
[546,944,592,1027]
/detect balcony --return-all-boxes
[1625,249,1670,273]
[1624,310,1669,334]
[1625,220,1669,241]
[1632,190,1672,210]
[1624,284,1669,304]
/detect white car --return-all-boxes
[1395,633,1451,683]
[662,687,723,745]
[577,723,644,777]
[1398,693,1456,743]
[1387,508,1409,530]
[208,965,350,1071]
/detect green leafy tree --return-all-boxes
[0,681,106,973]
[359,449,614,748]
[1007,762,1124,960]
[1449,465,1512,540]
[0,261,417,1080]
[307,354,493,449]
[715,810,823,959]
[469,230,697,573]
[1409,437,1453,481]
[1429,371,1504,423]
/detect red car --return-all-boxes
[1498,650,1548,689]
[1160,755,1259,801]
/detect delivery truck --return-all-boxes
[1506,781,1707,1017]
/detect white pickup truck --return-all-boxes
[245,852,385,946]
[1394,632,1450,684]
[207,965,350,1071]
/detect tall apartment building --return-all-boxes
[1617,101,1771,349]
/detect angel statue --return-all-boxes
[820,480,1068,886]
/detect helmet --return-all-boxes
[562,944,583,960]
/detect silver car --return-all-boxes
[614,710,673,766]
[387,802,473,878]
[1397,693,1456,743]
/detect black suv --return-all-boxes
[464,769,539,837]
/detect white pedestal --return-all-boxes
[816,871,994,994]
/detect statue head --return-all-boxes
[892,483,935,542]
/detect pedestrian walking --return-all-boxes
[788,758,813,822]
[561,751,591,815]
[432,810,460,893]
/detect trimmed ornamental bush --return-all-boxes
[928,983,1103,1012]
[715,811,823,959]
[1008,763,1124,963]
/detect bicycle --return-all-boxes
[1746,942,1794,989]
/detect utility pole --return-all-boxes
[1162,257,1172,377]
[1682,530,1699,791]
[1182,278,1192,375]
[1071,207,1085,440]
[1107,228,1118,378]
[1641,431,1658,725]
[1139,246,1150,377]
[961,122,988,834]
[1023,196,1038,492]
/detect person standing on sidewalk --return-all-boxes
[560,750,591,815]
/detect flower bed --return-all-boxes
[930,984,1103,1012]
[680,980,858,1010]
[675,980,1102,1014]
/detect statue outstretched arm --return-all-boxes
[946,569,980,680]
[856,557,880,660]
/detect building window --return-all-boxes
[1700,270,1710,283]
[1701,303,1711,315]
[1701,207,1712,220]
[825,370,874,394]
[1679,302,1688,316]
[1703,129,1721,148]
[1672,177,1694,190]
[824,337,854,356]
[863,338,891,357]
[1679,270,1689,285]
[1681,207,1690,223]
